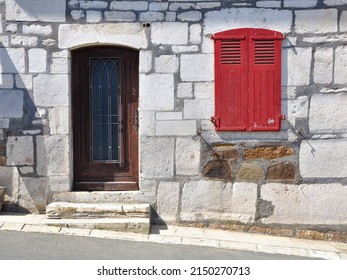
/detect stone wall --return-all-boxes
[0,0,346,235]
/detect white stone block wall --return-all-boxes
[180,181,258,224]
[314,48,333,84]
[295,9,338,34]
[5,0,66,22]
[204,8,293,35]
[284,0,318,8]
[28,49,47,73]
[261,183,347,225]
[140,137,175,179]
[0,90,23,118]
[6,136,34,166]
[284,48,312,86]
[0,1,346,233]
[36,135,70,177]
[309,94,347,133]
[157,181,180,221]
[180,54,214,81]
[33,74,69,106]
[151,22,188,45]
[299,139,347,178]
[180,180,234,221]
[175,137,200,175]
[334,46,347,84]
[139,74,175,110]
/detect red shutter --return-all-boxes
[213,28,284,131]
[249,30,283,131]
[213,30,248,131]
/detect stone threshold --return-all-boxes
[0,213,346,260]
[45,217,150,234]
[46,202,151,219]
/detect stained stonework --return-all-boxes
[265,227,295,237]
[0,144,5,166]
[237,163,265,181]
[244,146,294,159]
[0,156,5,166]
[296,230,326,241]
[202,160,232,180]
[267,163,296,181]
[215,148,239,159]
[248,226,267,234]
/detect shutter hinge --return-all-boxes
[211,116,220,127]
[279,115,286,120]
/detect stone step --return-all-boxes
[50,191,154,205]
[44,217,150,234]
[46,202,151,219]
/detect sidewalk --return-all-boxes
[0,212,346,260]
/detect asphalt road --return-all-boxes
[0,231,316,260]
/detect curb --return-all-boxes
[0,213,346,260]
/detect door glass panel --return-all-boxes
[90,58,120,162]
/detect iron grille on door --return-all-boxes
[90,58,121,163]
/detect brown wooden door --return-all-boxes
[72,46,139,191]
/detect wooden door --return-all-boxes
[72,46,139,191]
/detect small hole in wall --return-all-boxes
[142,23,151,28]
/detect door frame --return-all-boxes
[71,46,139,191]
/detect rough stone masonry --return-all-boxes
[0,0,346,240]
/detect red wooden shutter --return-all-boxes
[248,30,283,131]
[213,30,248,130]
[213,28,284,131]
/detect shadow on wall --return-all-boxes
[0,43,45,213]
[5,0,66,23]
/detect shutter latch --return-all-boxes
[279,115,286,120]
[211,116,220,128]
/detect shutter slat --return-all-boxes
[255,40,275,65]
[221,40,241,65]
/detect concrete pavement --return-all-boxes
[0,212,346,260]
[0,230,313,260]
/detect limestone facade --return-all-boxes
[0,0,346,235]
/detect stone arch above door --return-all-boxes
[58,23,148,50]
